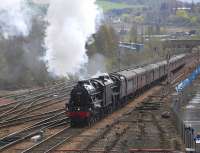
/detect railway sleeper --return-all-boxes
[135,107,160,111]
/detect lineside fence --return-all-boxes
[172,92,197,153]
[172,66,200,153]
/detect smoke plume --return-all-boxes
[87,53,107,77]
[0,0,33,38]
[45,0,99,77]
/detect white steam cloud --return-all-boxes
[0,0,33,38]
[45,0,99,77]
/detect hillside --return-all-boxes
[96,0,143,12]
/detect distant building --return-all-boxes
[177,7,191,10]
[173,7,192,13]
[119,42,144,52]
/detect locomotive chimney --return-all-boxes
[99,76,105,82]
[78,81,84,86]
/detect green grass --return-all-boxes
[96,0,138,12]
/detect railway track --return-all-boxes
[0,55,195,152]
[76,85,172,152]
[0,108,65,128]
[0,81,75,152]
[0,112,69,151]
[0,81,73,100]
[0,82,74,114]
[22,127,82,153]
[0,84,73,121]
[52,64,190,153]
[0,95,67,122]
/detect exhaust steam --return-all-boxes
[45,0,99,77]
[0,0,33,38]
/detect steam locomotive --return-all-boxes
[66,54,186,126]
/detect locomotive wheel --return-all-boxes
[88,120,91,127]
[94,116,98,122]
[86,117,92,127]
[70,120,76,127]
[107,106,111,114]
[100,109,105,118]
[92,117,95,124]
[110,106,113,113]
[96,114,100,121]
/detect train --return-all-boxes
[66,54,186,126]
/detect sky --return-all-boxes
[33,0,200,3]
[179,0,200,2]
[33,0,200,4]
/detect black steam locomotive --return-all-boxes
[66,54,186,126]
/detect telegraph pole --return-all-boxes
[166,48,171,95]
[118,48,121,71]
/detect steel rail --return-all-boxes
[0,108,65,128]
[22,126,77,153]
[0,86,71,120]
[0,83,73,114]
[0,81,73,100]
[0,112,68,151]
[1,95,68,122]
